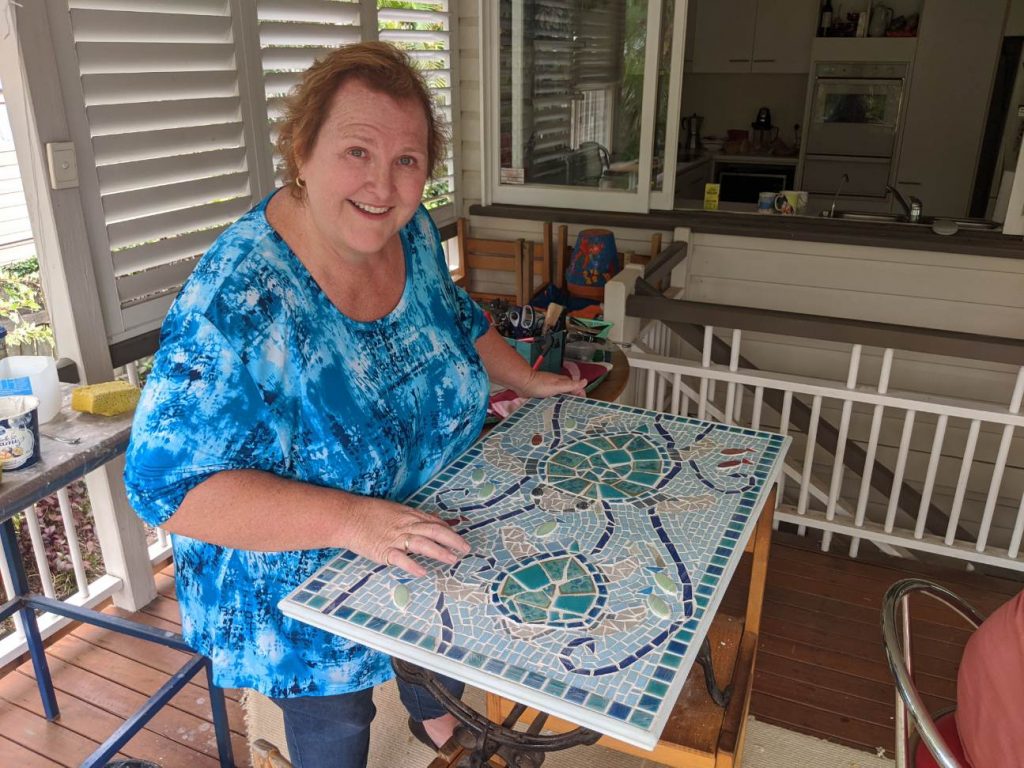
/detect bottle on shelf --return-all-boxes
[819,0,833,37]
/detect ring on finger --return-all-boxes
[385,549,394,568]
[403,535,411,553]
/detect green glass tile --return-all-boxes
[628,472,662,487]
[309,595,327,610]
[513,564,550,590]
[661,653,682,669]
[561,576,597,595]
[586,693,610,712]
[598,483,626,499]
[603,449,631,466]
[505,665,527,682]
[544,679,567,697]
[645,680,668,697]
[553,595,596,615]
[383,623,404,638]
[629,711,654,728]
[466,652,487,668]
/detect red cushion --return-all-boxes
[913,711,972,768]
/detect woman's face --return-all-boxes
[298,78,430,261]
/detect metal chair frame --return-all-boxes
[881,578,985,768]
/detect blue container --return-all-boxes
[503,330,565,374]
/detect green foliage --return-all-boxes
[0,257,55,350]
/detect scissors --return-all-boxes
[507,305,538,338]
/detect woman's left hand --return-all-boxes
[514,371,587,399]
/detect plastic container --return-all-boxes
[0,395,40,470]
[0,356,60,424]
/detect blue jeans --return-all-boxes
[271,673,464,768]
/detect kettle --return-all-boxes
[869,4,892,36]
[681,113,704,157]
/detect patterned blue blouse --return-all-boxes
[124,193,490,697]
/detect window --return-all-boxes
[486,0,684,213]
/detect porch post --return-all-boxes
[0,1,156,609]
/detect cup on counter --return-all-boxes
[774,190,808,215]
[757,191,776,214]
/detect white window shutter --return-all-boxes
[378,1,455,222]
[256,0,364,184]
[58,0,273,343]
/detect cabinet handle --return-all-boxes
[752,58,776,62]
[728,58,750,62]
[898,181,923,186]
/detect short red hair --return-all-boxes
[276,41,447,197]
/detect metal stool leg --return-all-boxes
[0,517,58,719]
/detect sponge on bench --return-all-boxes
[71,381,141,416]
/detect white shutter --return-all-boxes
[256,0,363,183]
[0,84,34,265]
[58,0,269,342]
[378,1,455,220]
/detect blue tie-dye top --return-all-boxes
[124,193,490,697]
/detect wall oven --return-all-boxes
[802,61,909,199]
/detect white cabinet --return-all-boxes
[894,0,1007,218]
[750,0,819,73]
[690,0,817,74]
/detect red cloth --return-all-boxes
[955,590,1024,768]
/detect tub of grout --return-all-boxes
[0,395,40,471]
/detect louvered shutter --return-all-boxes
[378,1,454,220]
[0,84,34,265]
[256,0,363,183]
[62,0,273,342]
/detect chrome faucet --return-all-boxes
[886,184,922,223]
[828,173,849,218]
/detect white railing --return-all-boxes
[0,476,173,667]
[621,319,1024,573]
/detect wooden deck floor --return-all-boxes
[0,532,1020,766]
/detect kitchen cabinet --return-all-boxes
[894,0,1007,218]
[690,0,818,75]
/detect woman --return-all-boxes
[955,589,1024,766]
[124,42,584,768]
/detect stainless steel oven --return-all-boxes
[803,61,909,198]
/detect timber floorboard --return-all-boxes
[0,531,1020,765]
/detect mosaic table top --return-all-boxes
[280,396,789,750]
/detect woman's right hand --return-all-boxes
[347,498,471,578]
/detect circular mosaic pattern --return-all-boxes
[492,553,607,628]
[540,433,668,501]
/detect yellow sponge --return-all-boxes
[71,381,141,416]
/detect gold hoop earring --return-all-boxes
[294,176,305,189]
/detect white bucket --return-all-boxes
[0,356,60,424]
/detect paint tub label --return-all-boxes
[0,395,40,470]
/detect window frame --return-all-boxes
[481,0,685,214]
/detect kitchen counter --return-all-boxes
[711,152,799,166]
[469,203,1023,260]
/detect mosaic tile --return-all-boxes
[280,396,789,750]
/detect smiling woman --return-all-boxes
[123,41,585,768]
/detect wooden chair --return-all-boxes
[455,218,553,306]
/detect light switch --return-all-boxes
[46,141,78,190]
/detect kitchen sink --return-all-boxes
[821,210,906,223]
[921,216,1002,231]
[820,211,1002,231]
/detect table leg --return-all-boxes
[0,516,58,719]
